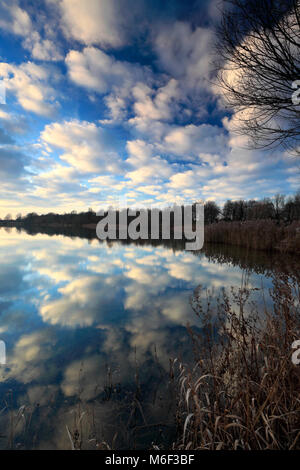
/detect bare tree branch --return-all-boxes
[215,0,300,155]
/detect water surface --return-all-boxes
[0,228,295,449]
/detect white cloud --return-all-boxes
[31,164,83,200]
[126,161,172,185]
[0,0,62,61]
[125,139,175,185]
[168,170,197,189]
[41,119,124,174]
[126,140,155,166]
[23,33,63,61]
[4,330,57,384]
[132,79,180,122]
[40,274,123,328]
[0,2,297,214]
[65,46,145,94]
[58,0,127,48]
[0,61,59,116]
[153,21,213,91]
[0,1,31,36]
[163,123,227,156]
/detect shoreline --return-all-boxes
[1,220,299,254]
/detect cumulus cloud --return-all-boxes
[3,329,57,384]
[131,79,181,122]
[0,1,297,215]
[40,274,124,328]
[31,164,84,201]
[23,33,63,62]
[0,0,31,37]
[65,47,147,94]
[0,61,59,116]
[163,123,228,157]
[153,21,213,91]
[58,0,128,48]
[41,120,124,174]
[125,139,175,185]
[65,45,160,126]
[63,22,215,131]
[0,0,62,61]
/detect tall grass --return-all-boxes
[204,220,300,253]
[174,271,300,449]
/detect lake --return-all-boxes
[0,227,296,449]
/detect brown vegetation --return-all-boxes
[205,220,300,253]
[174,271,300,450]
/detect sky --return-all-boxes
[0,0,299,218]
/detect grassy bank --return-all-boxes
[204,220,300,253]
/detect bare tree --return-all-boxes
[204,201,221,224]
[273,193,285,221]
[215,0,300,155]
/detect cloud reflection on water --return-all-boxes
[0,228,277,448]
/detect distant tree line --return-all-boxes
[1,193,299,227]
[15,208,99,227]
[201,192,300,225]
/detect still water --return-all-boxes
[0,227,295,449]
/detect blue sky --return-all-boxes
[0,0,298,217]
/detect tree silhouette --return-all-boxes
[215,0,300,155]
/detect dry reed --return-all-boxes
[174,271,300,450]
[204,220,300,253]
